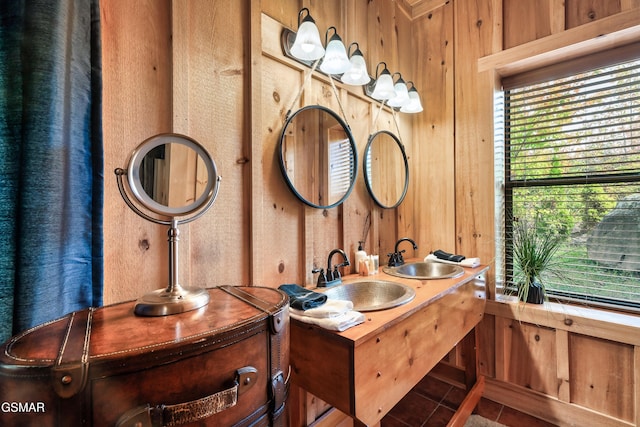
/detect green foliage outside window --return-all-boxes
[501,57,640,308]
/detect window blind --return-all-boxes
[499,52,640,309]
[328,138,354,204]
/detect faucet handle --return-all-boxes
[312,267,328,287]
[387,251,405,267]
[332,265,341,280]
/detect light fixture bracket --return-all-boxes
[281,28,317,69]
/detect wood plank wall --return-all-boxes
[446,1,640,427]
[100,0,640,426]
[102,0,173,303]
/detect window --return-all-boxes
[496,44,640,310]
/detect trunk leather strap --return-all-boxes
[51,308,93,398]
[220,286,290,426]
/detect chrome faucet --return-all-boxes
[387,237,418,267]
[312,248,350,287]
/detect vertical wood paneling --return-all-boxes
[390,3,414,253]
[487,299,640,425]
[453,0,501,276]
[570,334,635,422]
[477,313,496,378]
[172,0,251,288]
[409,4,456,257]
[261,0,299,29]
[342,95,376,271]
[101,0,172,304]
[367,0,400,72]
[565,0,624,28]
[343,0,370,60]
[623,0,640,10]
[309,0,345,38]
[503,0,564,48]
[504,321,559,396]
[494,316,510,382]
[250,0,266,287]
[260,56,305,287]
[555,329,570,402]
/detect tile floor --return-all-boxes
[380,374,559,427]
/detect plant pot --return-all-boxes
[520,280,545,304]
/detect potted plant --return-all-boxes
[511,218,563,304]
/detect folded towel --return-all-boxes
[433,249,466,263]
[290,299,353,318]
[290,310,366,331]
[425,254,480,268]
[278,284,327,310]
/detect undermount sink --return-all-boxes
[319,280,416,312]
[383,261,464,280]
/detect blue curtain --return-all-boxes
[0,0,103,343]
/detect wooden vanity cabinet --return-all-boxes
[290,266,488,426]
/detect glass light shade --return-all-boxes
[290,19,325,61]
[370,70,396,100]
[341,50,370,85]
[387,79,410,107]
[319,34,351,75]
[400,88,424,113]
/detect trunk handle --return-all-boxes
[115,366,258,427]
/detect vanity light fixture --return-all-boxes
[281,10,422,113]
[289,8,325,61]
[340,42,371,85]
[387,72,410,107]
[319,27,352,75]
[400,81,424,113]
[367,62,397,101]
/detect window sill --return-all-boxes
[478,8,640,77]
[485,296,640,346]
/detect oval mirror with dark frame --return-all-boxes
[278,105,358,209]
[363,130,409,209]
[115,133,221,317]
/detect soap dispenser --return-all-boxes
[355,241,367,274]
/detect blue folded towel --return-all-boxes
[278,284,327,310]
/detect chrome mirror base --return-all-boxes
[134,286,210,316]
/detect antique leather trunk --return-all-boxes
[0,286,289,427]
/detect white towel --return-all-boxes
[425,254,480,268]
[290,310,365,332]
[290,299,353,318]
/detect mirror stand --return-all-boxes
[114,133,221,317]
[133,219,210,316]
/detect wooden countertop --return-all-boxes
[302,260,489,344]
[290,260,490,426]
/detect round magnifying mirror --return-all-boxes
[116,133,221,317]
[363,130,409,209]
[278,105,358,209]
[127,133,219,217]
